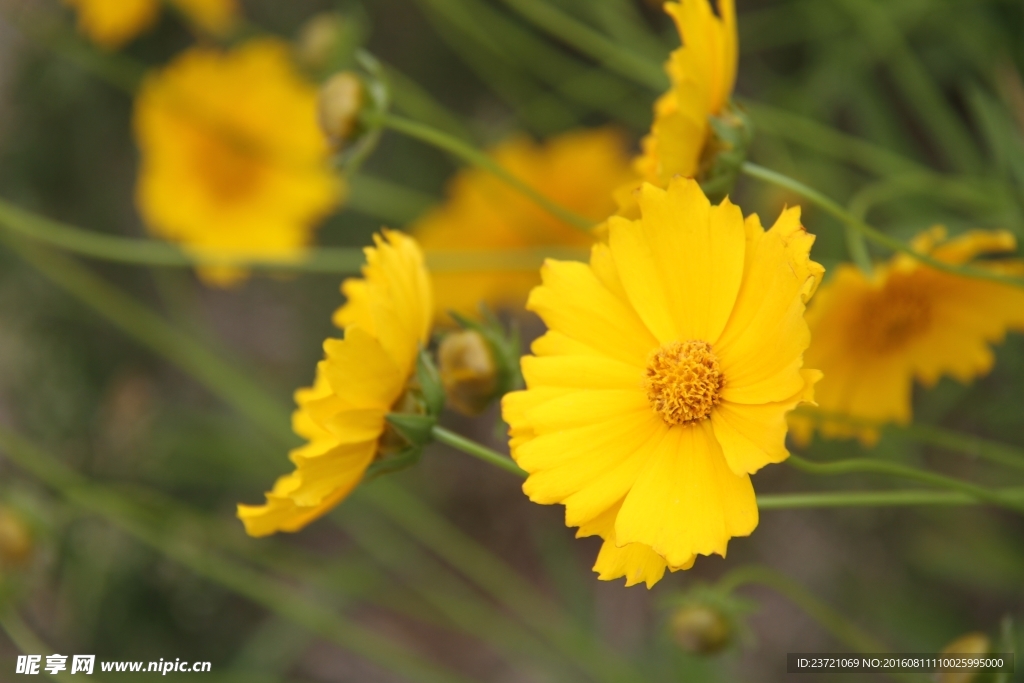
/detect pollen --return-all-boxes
[644,340,724,426]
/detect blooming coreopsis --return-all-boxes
[502,178,822,587]
[133,39,341,285]
[635,0,737,187]
[411,129,635,318]
[238,231,433,536]
[794,228,1024,444]
[63,0,238,49]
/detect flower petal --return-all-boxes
[615,421,757,566]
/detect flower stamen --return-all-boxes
[644,340,724,426]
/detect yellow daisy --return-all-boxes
[502,178,822,588]
[133,39,342,286]
[63,0,238,50]
[238,230,433,537]
[411,128,635,318]
[635,0,737,187]
[795,228,1024,444]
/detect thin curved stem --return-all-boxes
[787,454,1024,514]
[717,566,888,654]
[793,408,1024,473]
[0,197,587,273]
[740,162,1024,289]
[758,487,1024,509]
[431,426,527,477]
[493,0,667,91]
[370,113,595,232]
[0,427,472,683]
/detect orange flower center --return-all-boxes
[191,128,266,203]
[856,277,933,353]
[644,340,724,426]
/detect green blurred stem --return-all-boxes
[0,196,587,273]
[493,0,666,91]
[740,162,1024,289]
[793,408,1024,474]
[0,428,471,683]
[431,426,526,477]
[786,455,1024,514]
[0,609,112,683]
[742,100,929,177]
[370,113,594,231]
[717,566,888,654]
[758,488,1024,509]
[0,233,296,446]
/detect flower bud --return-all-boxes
[936,632,990,683]
[439,330,499,416]
[0,507,33,569]
[669,603,732,655]
[296,13,347,71]
[698,101,753,204]
[317,72,364,149]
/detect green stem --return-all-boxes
[371,113,595,231]
[0,196,587,273]
[786,454,1024,514]
[758,487,1024,509]
[431,426,527,477]
[0,609,110,683]
[494,0,666,91]
[793,408,1024,474]
[0,234,296,446]
[0,428,471,683]
[742,99,929,177]
[717,566,888,654]
[740,162,1024,289]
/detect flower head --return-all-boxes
[63,0,237,49]
[134,39,342,286]
[238,230,433,537]
[412,129,635,318]
[502,178,822,587]
[635,0,738,186]
[794,228,1024,444]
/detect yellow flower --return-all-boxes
[412,129,635,318]
[502,178,822,587]
[635,0,737,186]
[795,228,1024,444]
[133,39,342,286]
[238,230,433,537]
[63,0,238,50]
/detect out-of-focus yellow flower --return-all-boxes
[937,632,991,683]
[412,129,635,318]
[502,178,822,587]
[238,231,433,536]
[63,0,238,50]
[635,0,737,187]
[794,228,1024,444]
[0,507,33,569]
[134,39,342,286]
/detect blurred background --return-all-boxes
[0,0,1023,681]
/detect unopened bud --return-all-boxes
[698,102,753,204]
[317,72,364,149]
[670,604,732,655]
[296,13,347,71]
[0,507,32,568]
[936,632,990,683]
[439,330,499,416]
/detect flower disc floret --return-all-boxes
[645,340,723,425]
